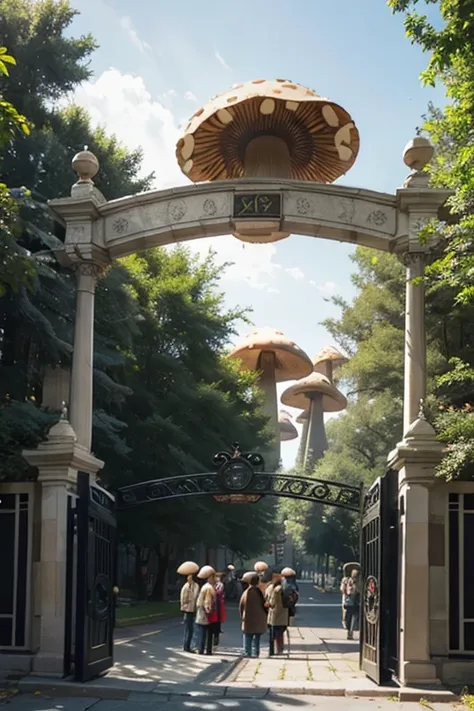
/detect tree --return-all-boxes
[390,0,474,479]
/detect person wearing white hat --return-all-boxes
[178,562,200,653]
[195,566,216,655]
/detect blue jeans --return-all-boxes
[244,633,262,657]
[183,612,194,651]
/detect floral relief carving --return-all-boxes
[367,210,387,227]
[203,198,217,216]
[169,199,187,222]
[296,197,311,215]
[112,217,129,235]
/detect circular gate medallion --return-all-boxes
[217,457,254,492]
[93,573,111,621]
[364,575,379,625]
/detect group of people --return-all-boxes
[178,561,299,658]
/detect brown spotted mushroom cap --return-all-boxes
[313,346,348,370]
[229,327,313,383]
[281,372,347,412]
[176,79,359,183]
[279,410,298,441]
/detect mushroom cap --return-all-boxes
[296,409,309,424]
[254,560,269,572]
[176,79,359,184]
[227,564,235,571]
[312,346,348,369]
[241,571,256,583]
[279,412,298,441]
[177,560,199,576]
[281,566,296,577]
[229,328,313,383]
[197,565,216,580]
[280,372,347,412]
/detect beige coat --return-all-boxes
[266,583,289,627]
[180,581,199,613]
[240,586,267,635]
[195,582,215,626]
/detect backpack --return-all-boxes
[281,580,299,609]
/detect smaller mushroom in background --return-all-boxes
[295,409,309,468]
[229,328,312,470]
[312,346,348,383]
[279,410,298,441]
[281,372,347,472]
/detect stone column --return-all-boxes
[304,393,327,472]
[403,251,426,433]
[23,419,103,675]
[69,263,102,452]
[388,417,444,686]
[258,351,280,470]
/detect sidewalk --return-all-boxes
[16,618,458,704]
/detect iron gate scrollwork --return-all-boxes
[74,472,117,683]
[360,468,399,685]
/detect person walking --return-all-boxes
[239,574,267,658]
[266,572,289,656]
[180,573,200,652]
[195,566,216,655]
[340,567,360,640]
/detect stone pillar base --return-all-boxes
[31,652,65,677]
[399,660,441,686]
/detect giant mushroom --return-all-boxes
[279,410,298,442]
[281,372,347,471]
[312,346,348,382]
[229,328,312,469]
[176,79,359,243]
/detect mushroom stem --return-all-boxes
[304,393,328,472]
[296,418,310,469]
[258,350,280,470]
[244,136,291,179]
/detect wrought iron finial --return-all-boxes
[418,398,427,420]
[60,401,69,420]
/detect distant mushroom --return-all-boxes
[312,346,348,382]
[229,328,313,469]
[279,410,298,442]
[176,79,359,243]
[281,372,347,471]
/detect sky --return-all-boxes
[66,0,445,467]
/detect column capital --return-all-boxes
[387,416,445,481]
[22,418,104,486]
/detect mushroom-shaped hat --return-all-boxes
[198,565,216,580]
[177,561,199,576]
[281,566,296,578]
[176,80,359,183]
[229,328,312,383]
[281,372,347,412]
[254,560,269,573]
[296,409,309,424]
[313,346,348,376]
[227,564,235,571]
[241,571,256,583]
[279,410,298,441]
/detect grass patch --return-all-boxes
[115,601,181,628]
[462,694,474,710]
[278,663,287,681]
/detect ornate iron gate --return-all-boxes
[74,472,117,682]
[360,468,399,684]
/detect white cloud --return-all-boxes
[69,68,282,291]
[215,50,231,70]
[184,90,198,102]
[285,267,305,281]
[119,16,151,54]
[310,280,337,295]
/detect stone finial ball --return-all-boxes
[403,137,434,171]
[72,150,99,182]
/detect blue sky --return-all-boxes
[68,0,445,467]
